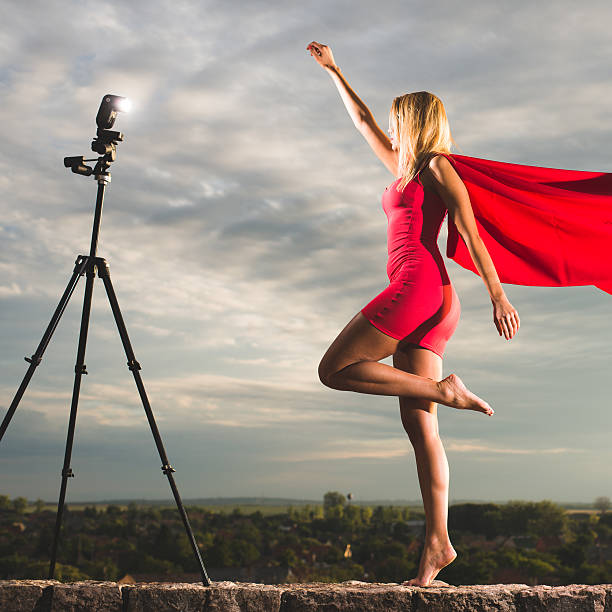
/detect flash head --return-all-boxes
[96,94,131,130]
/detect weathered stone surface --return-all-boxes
[202,581,282,612]
[514,584,611,612]
[0,580,57,612]
[121,581,210,611]
[48,580,122,612]
[412,583,530,611]
[1,579,612,611]
[281,581,416,611]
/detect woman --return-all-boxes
[307,40,520,587]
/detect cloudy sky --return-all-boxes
[1,0,610,506]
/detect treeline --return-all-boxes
[0,492,610,585]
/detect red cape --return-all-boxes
[444,153,612,295]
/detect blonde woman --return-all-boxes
[308,40,520,587]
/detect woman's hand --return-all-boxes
[306,41,338,70]
[491,294,520,340]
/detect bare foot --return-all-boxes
[402,541,457,587]
[437,373,494,416]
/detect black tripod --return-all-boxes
[0,95,211,586]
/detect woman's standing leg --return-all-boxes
[393,343,457,586]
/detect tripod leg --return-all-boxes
[96,258,211,586]
[0,255,89,442]
[48,258,97,579]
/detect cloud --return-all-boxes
[443,439,586,455]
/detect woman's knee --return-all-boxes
[320,313,398,383]
[318,353,347,387]
[319,360,355,390]
[318,360,333,386]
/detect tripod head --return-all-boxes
[62,94,131,259]
[64,94,130,183]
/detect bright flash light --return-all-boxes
[116,97,132,113]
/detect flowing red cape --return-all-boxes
[444,153,612,295]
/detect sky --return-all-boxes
[0,0,611,505]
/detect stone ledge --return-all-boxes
[1,579,612,611]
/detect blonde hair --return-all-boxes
[389,91,460,192]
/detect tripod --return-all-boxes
[0,96,211,586]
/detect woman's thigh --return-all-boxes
[393,343,443,438]
[318,312,400,383]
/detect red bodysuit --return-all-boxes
[360,153,460,358]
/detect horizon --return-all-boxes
[3,493,605,508]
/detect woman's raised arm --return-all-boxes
[307,41,398,176]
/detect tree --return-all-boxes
[83,506,98,518]
[526,501,569,539]
[360,506,373,524]
[594,496,611,514]
[54,562,90,582]
[323,492,347,514]
[524,557,556,586]
[207,536,234,567]
[374,556,412,583]
[11,497,28,514]
[343,503,362,528]
[153,524,179,562]
[280,548,298,568]
[449,503,501,536]
[230,539,260,567]
[105,504,122,517]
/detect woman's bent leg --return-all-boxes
[318,312,493,415]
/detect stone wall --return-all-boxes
[1,579,612,611]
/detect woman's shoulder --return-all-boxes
[419,152,458,193]
[426,151,454,168]
[430,152,456,174]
